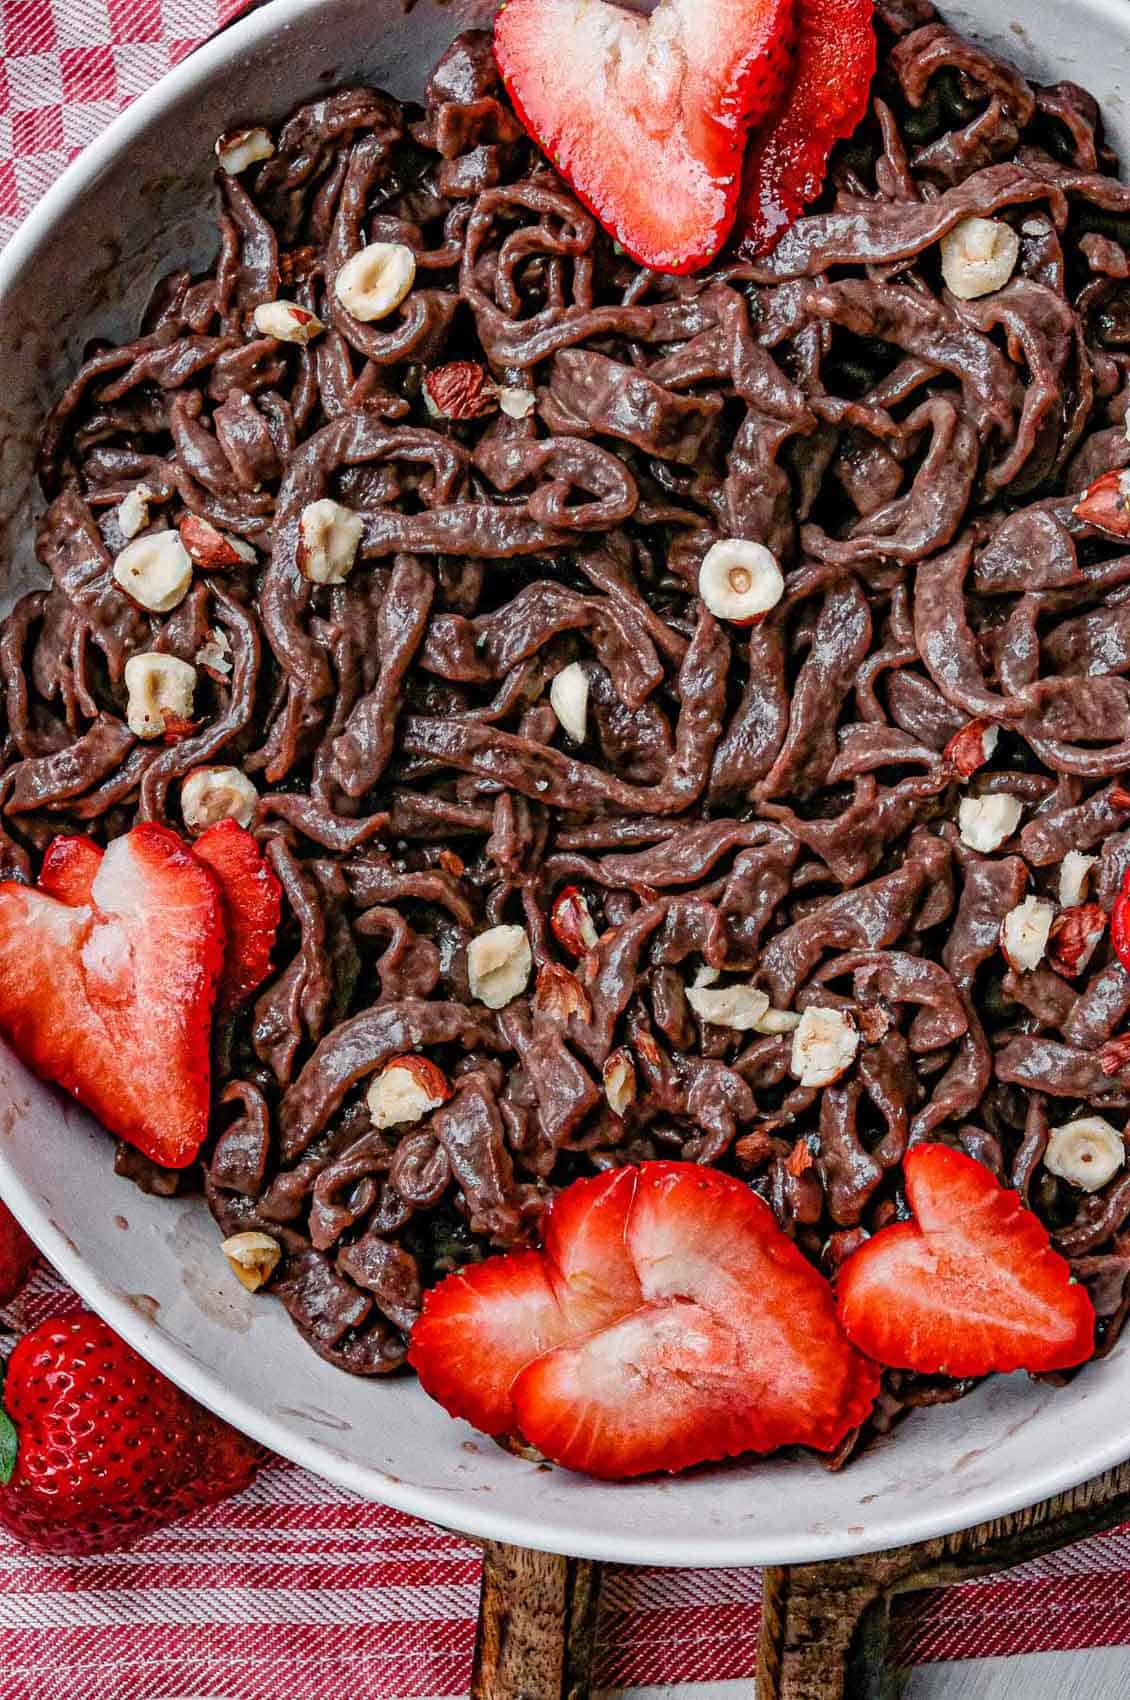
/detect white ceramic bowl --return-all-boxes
[1,0,1129,1569]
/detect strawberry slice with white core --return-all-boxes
[494,0,796,273]
[411,1162,878,1476]
[409,1251,568,1437]
[410,1170,638,1434]
[0,824,224,1168]
[541,1166,641,1332]
[837,1145,1096,1377]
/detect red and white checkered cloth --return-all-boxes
[4,4,1130,1694]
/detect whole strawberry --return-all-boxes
[0,1310,262,1553]
[0,1204,37,1306]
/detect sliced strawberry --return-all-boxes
[409,1251,569,1436]
[412,1161,878,1476]
[495,0,796,273]
[837,1145,1096,1377]
[0,824,224,1168]
[514,1165,878,1477]
[38,836,103,907]
[411,1171,639,1435]
[191,820,282,1014]
[737,0,877,256]
[542,1167,641,1333]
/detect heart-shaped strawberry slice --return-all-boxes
[410,1162,878,1478]
[0,823,225,1169]
[494,0,797,273]
[837,1145,1096,1377]
[737,0,877,256]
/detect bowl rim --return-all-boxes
[5,0,1130,1569]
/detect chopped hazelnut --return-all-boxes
[124,654,197,740]
[698,539,784,625]
[1044,1117,1125,1193]
[112,531,192,613]
[221,1231,281,1292]
[335,243,416,322]
[467,924,532,1009]
[958,793,1023,852]
[367,1056,452,1130]
[999,895,1055,973]
[181,766,258,832]
[298,498,364,585]
[790,1007,859,1088]
[940,217,1020,300]
[549,663,590,744]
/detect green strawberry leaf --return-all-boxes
[0,1407,18,1486]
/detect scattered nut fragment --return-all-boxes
[940,216,1020,300]
[786,1137,815,1177]
[603,1048,636,1117]
[534,962,592,1023]
[694,963,720,987]
[467,924,532,1009]
[221,1231,281,1292]
[179,513,257,568]
[1044,1116,1126,1192]
[549,886,599,957]
[124,654,197,740]
[335,242,416,322]
[116,483,154,541]
[790,1006,859,1088]
[549,663,590,744]
[424,360,498,420]
[498,385,536,419]
[858,1004,892,1045]
[195,628,233,678]
[686,982,771,1030]
[1099,1033,1130,1077]
[252,300,324,343]
[112,530,193,613]
[751,1006,802,1035]
[366,1055,452,1130]
[1059,850,1099,908]
[1074,468,1130,540]
[1047,902,1107,979]
[698,539,784,625]
[215,126,274,175]
[958,792,1023,852]
[999,895,1055,973]
[943,718,999,779]
[181,766,258,832]
[298,498,364,585]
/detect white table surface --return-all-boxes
[594,1647,1130,1698]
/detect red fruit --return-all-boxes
[409,1171,639,1436]
[411,1163,878,1478]
[38,835,103,906]
[192,820,282,1014]
[495,0,797,274]
[0,1310,261,1554]
[0,824,224,1168]
[0,1203,37,1305]
[409,1250,569,1437]
[738,0,877,256]
[837,1145,1096,1377]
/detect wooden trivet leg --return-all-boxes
[471,1542,604,1700]
[757,1457,1130,1700]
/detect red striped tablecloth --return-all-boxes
[3,3,1130,1694]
